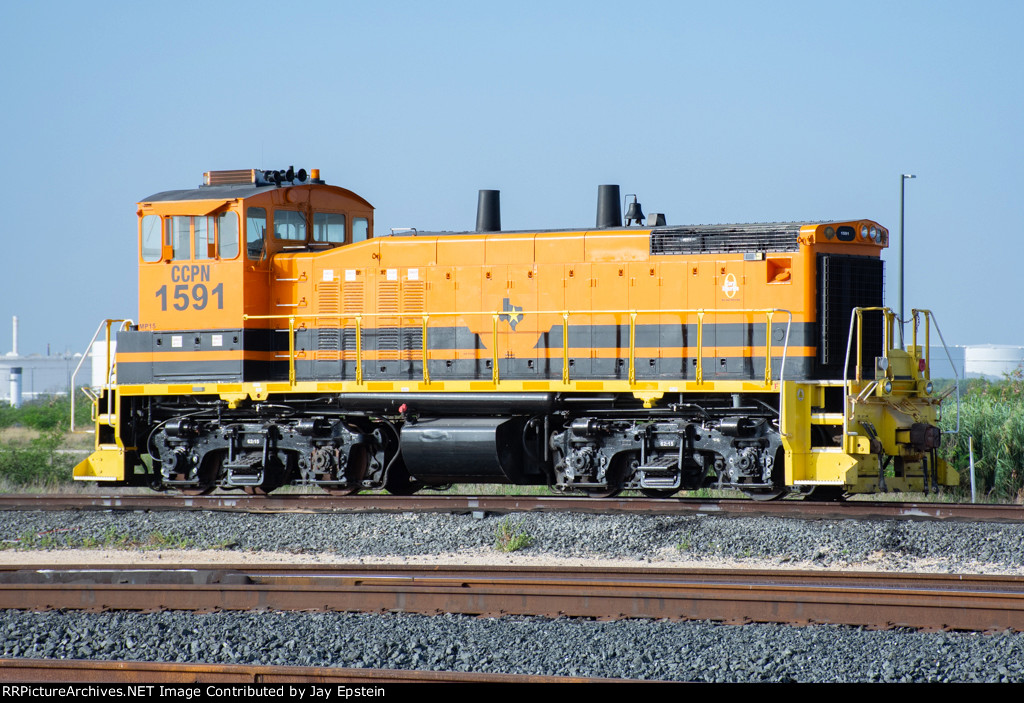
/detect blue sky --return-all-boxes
[1,0,1021,357]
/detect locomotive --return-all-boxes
[74,167,957,499]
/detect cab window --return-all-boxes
[166,216,191,260]
[313,213,346,243]
[274,209,306,241]
[219,212,239,259]
[194,216,214,260]
[141,215,161,262]
[353,217,369,242]
[247,207,266,260]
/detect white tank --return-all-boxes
[964,345,1024,380]
[8,367,21,408]
[90,340,117,388]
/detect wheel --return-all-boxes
[582,486,622,498]
[641,488,679,499]
[580,453,634,498]
[326,445,369,495]
[744,488,789,501]
[180,486,215,496]
[243,485,272,496]
[803,486,847,502]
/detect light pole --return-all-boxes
[899,173,916,337]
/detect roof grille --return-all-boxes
[650,223,803,255]
[204,169,258,186]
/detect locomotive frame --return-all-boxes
[74,167,957,499]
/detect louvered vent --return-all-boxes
[377,280,400,360]
[650,223,802,255]
[402,279,426,357]
[316,283,340,359]
[341,277,364,359]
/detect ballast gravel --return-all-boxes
[4,508,1024,570]
[3,507,1024,682]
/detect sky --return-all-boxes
[1,0,1021,359]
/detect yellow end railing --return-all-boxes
[70,318,134,433]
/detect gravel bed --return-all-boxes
[1,609,1022,683]
[3,509,1024,571]
[3,508,1024,682]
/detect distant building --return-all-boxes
[0,354,81,404]
[0,315,89,405]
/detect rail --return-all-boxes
[70,318,133,434]
[243,307,793,389]
[4,564,1024,632]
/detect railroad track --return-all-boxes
[1,493,1022,523]
[2,564,1022,632]
[0,658,617,684]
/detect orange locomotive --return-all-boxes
[75,167,957,498]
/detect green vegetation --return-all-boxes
[1,527,194,551]
[0,392,92,489]
[0,391,92,432]
[493,517,534,553]
[940,368,1024,501]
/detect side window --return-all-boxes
[247,207,266,260]
[274,209,306,241]
[313,212,346,243]
[194,216,214,260]
[166,216,190,260]
[141,215,161,262]
[218,212,239,259]
[353,217,369,242]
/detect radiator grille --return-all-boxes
[817,254,884,377]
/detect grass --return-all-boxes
[493,517,534,553]
[0,527,194,551]
[939,370,1024,501]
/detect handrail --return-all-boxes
[913,309,960,435]
[842,306,891,444]
[841,306,959,447]
[243,307,793,390]
[70,318,133,433]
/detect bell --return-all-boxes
[625,198,645,226]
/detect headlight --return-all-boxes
[861,225,869,239]
[870,227,880,242]
[883,380,893,394]
[925,381,933,395]
[824,226,835,240]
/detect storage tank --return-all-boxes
[90,340,117,388]
[964,345,1024,380]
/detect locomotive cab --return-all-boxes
[120,168,374,385]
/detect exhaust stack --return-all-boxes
[476,190,501,232]
[596,185,622,228]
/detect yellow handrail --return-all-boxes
[242,307,792,389]
[561,312,570,384]
[912,309,933,381]
[628,311,638,385]
[848,306,894,383]
[70,318,133,433]
[421,315,430,385]
[492,314,500,384]
[287,316,296,387]
[355,315,363,384]
[695,311,705,384]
